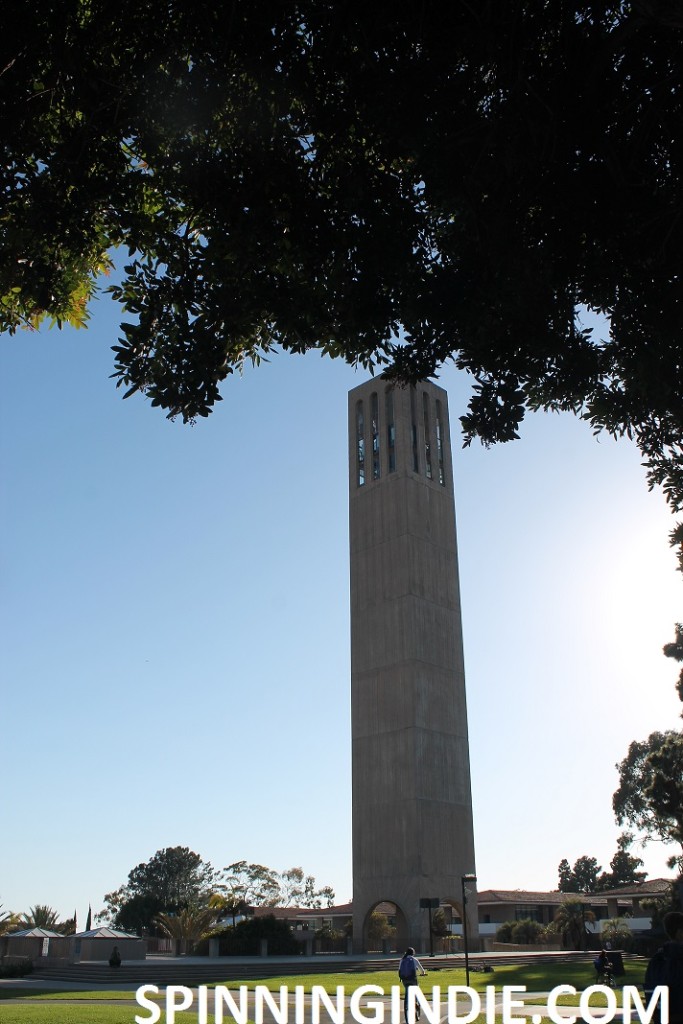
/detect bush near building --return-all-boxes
[496,919,547,945]
[196,914,300,956]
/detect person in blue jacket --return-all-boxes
[398,946,426,1023]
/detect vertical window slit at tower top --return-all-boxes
[436,399,445,486]
[386,387,396,473]
[356,400,365,486]
[410,386,419,473]
[423,391,432,480]
[371,392,380,480]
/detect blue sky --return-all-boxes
[1,296,681,924]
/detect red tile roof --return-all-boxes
[477,879,672,905]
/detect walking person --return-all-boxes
[398,946,426,1023]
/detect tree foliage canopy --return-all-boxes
[603,832,647,888]
[551,897,595,950]
[3,2,683,504]
[218,861,281,909]
[217,861,335,910]
[558,856,603,893]
[0,905,20,936]
[558,834,646,892]
[613,731,683,865]
[102,846,216,933]
[153,905,216,943]
[663,623,683,707]
[19,904,62,931]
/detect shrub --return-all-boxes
[496,919,546,944]
[511,919,545,944]
[0,958,33,978]
[196,915,300,956]
[601,918,633,951]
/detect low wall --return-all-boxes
[67,937,146,962]
[2,938,47,960]
[5,936,146,964]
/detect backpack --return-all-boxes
[399,956,417,982]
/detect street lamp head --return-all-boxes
[462,873,477,882]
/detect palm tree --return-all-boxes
[209,891,248,928]
[21,905,61,931]
[0,904,20,935]
[153,906,217,951]
[551,898,595,950]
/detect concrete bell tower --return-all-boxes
[349,378,478,953]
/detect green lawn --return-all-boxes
[209,959,646,995]
[0,989,147,1002]
[0,1008,147,1024]
[0,1006,228,1023]
[0,1008,503,1024]
[0,959,648,1021]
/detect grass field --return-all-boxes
[0,1008,146,1024]
[0,1009,501,1024]
[0,960,649,1021]
[204,959,646,996]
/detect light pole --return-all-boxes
[461,873,477,987]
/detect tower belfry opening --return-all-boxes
[348,378,478,952]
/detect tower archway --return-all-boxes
[361,900,409,954]
[441,893,480,953]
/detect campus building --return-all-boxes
[251,878,671,953]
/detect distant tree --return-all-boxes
[0,905,20,935]
[301,876,335,910]
[558,856,602,893]
[559,835,648,893]
[217,861,335,911]
[558,859,574,892]
[599,833,647,889]
[103,846,216,933]
[153,906,216,948]
[366,911,396,950]
[20,905,61,931]
[431,908,450,938]
[108,894,166,936]
[426,907,450,952]
[126,846,216,908]
[208,891,248,929]
[614,731,683,868]
[663,623,683,709]
[218,862,280,908]
[572,856,603,893]
[551,899,595,950]
[278,868,305,908]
